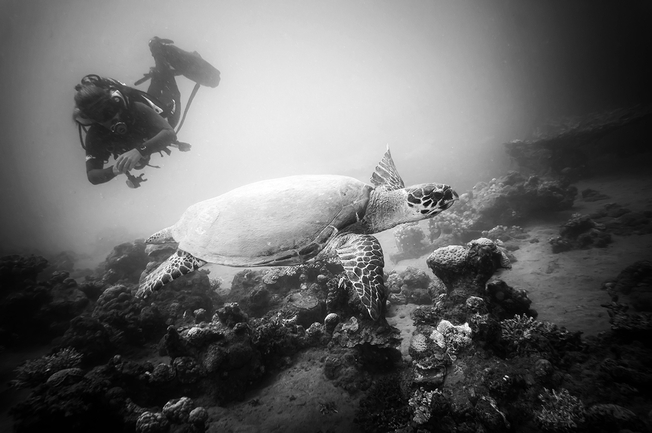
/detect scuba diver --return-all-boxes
[73,37,220,188]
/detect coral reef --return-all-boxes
[499,314,582,360]
[11,347,84,389]
[485,278,535,320]
[386,266,434,306]
[11,352,210,433]
[161,314,264,405]
[92,284,167,346]
[5,206,652,433]
[226,258,349,321]
[392,171,578,255]
[101,240,149,285]
[0,255,89,348]
[391,223,432,262]
[534,388,585,433]
[354,373,410,432]
[0,254,48,284]
[430,172,577,244]
[408,387,439,425]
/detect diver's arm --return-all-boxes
[86,157,117,185]
[133,102,177,156]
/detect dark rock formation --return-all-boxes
[386,267,435,306]
[504,105,652,178]
[0,255,89,348]
[549,213,612,253]
[426,238,512,294]
[590,203,652,236]
[602,261,652,337]
[101,240,149,285]
[429,172,577,244]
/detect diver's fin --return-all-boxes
[150,37,220,88]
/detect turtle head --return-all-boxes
[365,183,457,232]
[406,183,458,219]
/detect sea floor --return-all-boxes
[1,170,651,432]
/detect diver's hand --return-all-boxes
[114,149,143,174]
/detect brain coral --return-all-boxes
[428,245,468,271]
[468,237,495,247]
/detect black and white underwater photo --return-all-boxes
[1,1,651,432]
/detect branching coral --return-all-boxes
[534,388,585,433]
[500,314,542,355]
[500,315,581,358]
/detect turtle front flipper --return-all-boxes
[334,234,387,320]
[136,249,207,298]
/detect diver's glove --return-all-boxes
[174,141,192,152]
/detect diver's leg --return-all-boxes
[150,37,220,88]
[148,38,182,128]
[147,69,181,128]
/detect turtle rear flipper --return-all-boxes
[335,234,387,320]
[137,250,207,298]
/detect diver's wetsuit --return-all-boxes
[84,70,180,185]
[85,102,176,184]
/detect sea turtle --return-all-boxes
[137,148,458,320]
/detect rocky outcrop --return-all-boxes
[0,255,89,348]
[504,105,652,178]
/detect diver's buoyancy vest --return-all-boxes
[74,74,171,149]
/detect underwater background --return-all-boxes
[0,0,648,260]
[1,1,651,432]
